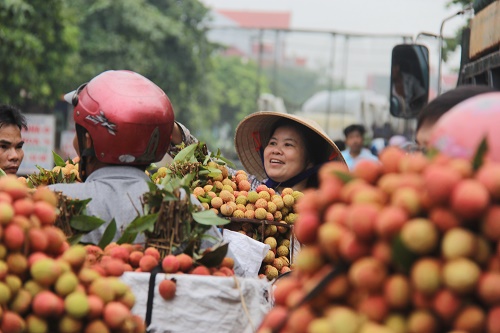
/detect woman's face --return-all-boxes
[263,126,310,183]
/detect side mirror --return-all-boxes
[390,44,430,119]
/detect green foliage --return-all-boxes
[72,0,214,124]
[442,0,471,65]
[98,219,117,249]
[151,142,236,190]
[0,0,78,110]
[187,55,269,154]
[121,180,228,257]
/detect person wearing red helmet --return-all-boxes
[50,70,175,244]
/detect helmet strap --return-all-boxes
[75,124,96,182]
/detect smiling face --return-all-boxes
[0,124,24,175]
[263,125,311,183]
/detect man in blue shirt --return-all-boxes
[341,124,379,170]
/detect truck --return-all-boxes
[390,0,500,122]
[457,0,500,88]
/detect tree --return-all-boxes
[0,0,78,111]
[442,0,473,63]
[187,55,269,159]
[69,0,215,127]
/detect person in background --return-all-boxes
[50,70,175,244]
[0,104,27,175]
[416,84,496,150]
[171,112,346,193]
[341,124,378,170]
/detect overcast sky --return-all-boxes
[200,0,471,87]
[200,0,469,37]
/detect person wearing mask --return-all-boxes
[0,104,27,175]
[50,70,175,244]
[171,112,346,193]
[341,124,378,170]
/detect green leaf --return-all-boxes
[67,233,83,245]
[53,151,66,167]
[195,243,229,267]
[197,195,212,204]
[98,219,117,249]
[0,169,6,177]
[147,181,158,192]
[117,231,138,245]
[473,136,488,171]
[173,143,198,162]
[391,235,419,275]
[66,198,92,214]
[206,167,222,178]
[56,170,64,183]
[69,215,106,232]
[122,213,158,234]
[333,170,355,184]
[216,156,236,168]
[192,210,230,226]
[162,192,179,202]
[160,174,172,188]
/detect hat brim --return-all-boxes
[234,111,346,181]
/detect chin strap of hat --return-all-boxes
[75,124,96,182]
[264,164,322,190]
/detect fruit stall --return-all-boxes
[1,144,300,332]
[259,146,500,333]
[6,136,500,332]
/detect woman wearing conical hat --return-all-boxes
[171,111,346,193]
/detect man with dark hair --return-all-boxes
[416,85,496,149]
[341,124,378,170]
[0,104,27,175]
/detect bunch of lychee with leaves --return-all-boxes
[82,242,236,302]
[196,179,303,281]
[148,142,304,281]
[0,175,145,333]
[19,152,81,188]
[149,142,235,189]
[258,143,500,333]
[83,175,236,302]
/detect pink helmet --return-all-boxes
[429,92,500,162]
[66,70,174,165]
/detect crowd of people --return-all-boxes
[1,69,498,242]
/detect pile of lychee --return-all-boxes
[83,242,236,302]
[192,169,302,281]
[258,147,500,333]
[0,175,144,333]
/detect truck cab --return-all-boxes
[458,1,500,91]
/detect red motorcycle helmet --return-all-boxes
[66,70,174,165]
[429,92,500,162]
